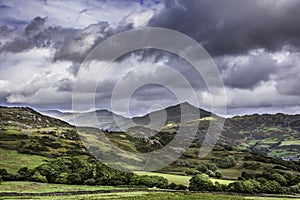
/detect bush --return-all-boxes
[197,163,208,173]
[129,175,168,189]
[174,184,187,190]
[271,173,287,186]
[189,173,214,191]
[185,168,199,175]
[261,180,284,194]
[0,169,8,176]
[169,182,177,190]
[55,172,69,184]
[214,171,222,179]
[17,167,33,180]
[30,171,47,183]
[206,163,218,171]
[67,173,82,184]
[227,180,261,194]
[216,156,236,168]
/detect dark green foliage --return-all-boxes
[0,168,8,176]
[271,173,287,186]
[197,163,208,173]
[168,183,187,190]
[174,184,187,190]
[261,180,284,194]
[67,173,82,184]
[185,168,199,175]
[227,180,261,194]
[129,175,168,188]
[206,163,218,171]
[30,171,47,183]
[17,167,34,180]
[216,156,237,168]
[34,156,92,183]
[189,173,214,191]
[84,178,96,185]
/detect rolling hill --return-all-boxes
[1,104,300,180]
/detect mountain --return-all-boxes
[41,103,300,159]
[131,102,212,126]
[1,105,300,180]
[41,109,129,131]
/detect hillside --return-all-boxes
[0,106,89,162]
[1,105,300,181]
[41,103,300,160]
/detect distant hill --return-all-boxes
[1,104,300,180]
[41,103,300,159]
[41,109,129,131]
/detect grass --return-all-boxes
[0,181,142,193]
[0,149,48,173]
[134,172,233,186]
[1,192,294,200]
[280,140,300,146]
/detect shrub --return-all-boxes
[261,180,284,194]
[227,180,261,194]
[185,168,199,175]
[67,173,82,184]
[30,171,47,183]
[214,171,222,179]
[217,156,236,168]
[55,172,69,184]
[0,169,8,176]
[197,163,208,173]
[169,182,177,190]
[271,173,287,186]
[206,163,218,171]
[174,184,187,190]
[189,173,214,191]
[129,175,168,189]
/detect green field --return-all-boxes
[0,191,295,200]
[0,149,48,173]
[135,171,233,186]
[0,181,142,193]
[280,140,300,146]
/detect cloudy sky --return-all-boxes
[1,0,300,117]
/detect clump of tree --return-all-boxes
[195,162,222,178]
[189,173,214,191]
[130,175,168,188]
[0,156,169,189]
[189,168,300,194]
[216,156,237,168]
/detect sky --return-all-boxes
[0,0,300,117]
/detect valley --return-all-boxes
[1,105,300,199]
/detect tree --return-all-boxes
[261,180,284,194]
[206,163,217,171]
[197,163,208,173]
[189,173,214,191]
[217,156,237,168]
[271,173,287,186]
[129,175,168,188]
[67,173,82,184]
[30,171,47,183]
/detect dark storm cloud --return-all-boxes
[0,16,131,63]
[149,0,300,56]
[222,54,277,89]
